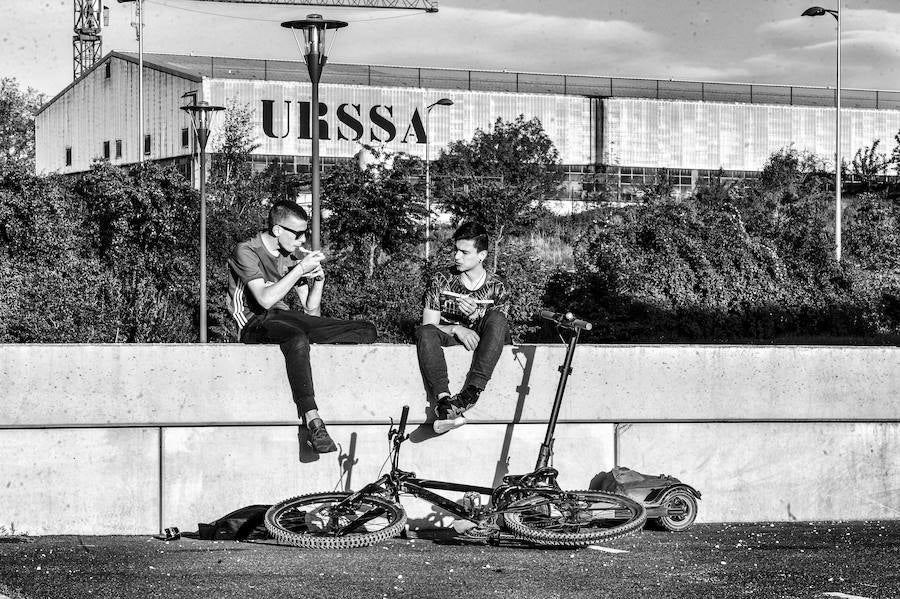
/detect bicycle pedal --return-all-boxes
[433,416,467,434]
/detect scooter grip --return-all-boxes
[539,310,593,331]
[397,405,410,437]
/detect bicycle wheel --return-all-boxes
[501,490,646,547]
[265,491,407,549]
[651,488,698,532]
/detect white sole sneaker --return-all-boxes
[433,416,467,434]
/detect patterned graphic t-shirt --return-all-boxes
[227,232,308,330]
[423,268,508,327]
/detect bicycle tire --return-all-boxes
[501,489,647,547]
[265,491,407,549]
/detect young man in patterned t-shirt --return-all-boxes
[227,200,377,453]
[416,222,510,433]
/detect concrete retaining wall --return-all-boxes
[1,344,898,535]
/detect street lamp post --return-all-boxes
[117,0,144,163]
[282,14,348,251]
[424,98,454,260]
[803,3,841,261]
[181,101,225,343]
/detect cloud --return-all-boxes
[338,6,755,83]
[748,8,900,88]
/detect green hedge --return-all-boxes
[3,152,900,345]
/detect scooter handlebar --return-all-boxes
[398,405,409,436]
[539,310,593,331]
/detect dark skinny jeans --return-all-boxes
[415,309,510,398]
[240,308,377,417]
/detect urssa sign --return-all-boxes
[261,100,429,144]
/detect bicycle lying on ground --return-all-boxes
[265,310,648,549]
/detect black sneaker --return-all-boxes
[433,386,481,434]
[308,418,337,453]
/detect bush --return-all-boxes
[0,162,200,342]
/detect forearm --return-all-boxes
[439,323,468,336]
[255,267,307,309]
[304,281,324,316]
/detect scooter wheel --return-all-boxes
[652,488,698,532]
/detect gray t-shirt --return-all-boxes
[227,232,307,330]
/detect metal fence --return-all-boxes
[141,53,900,111]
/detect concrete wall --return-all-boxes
[1,344,898,535]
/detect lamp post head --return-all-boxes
[180,101,225,150]
[802,6,839,19]
[282,14,349,84]
[426,98,454,113]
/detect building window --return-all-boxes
[103,141,110,160]
[181,127,189,148]
[144,134,151,156]
[104,62,111,79]
[65,147,72,167]
[115,139,122,159]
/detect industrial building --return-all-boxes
[35,51,900,204]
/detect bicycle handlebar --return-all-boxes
[539,310,593,331]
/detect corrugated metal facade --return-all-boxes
[34,52,900,177]
[204,79,597,165]
[602,97,900,171]
[36,56,198,174]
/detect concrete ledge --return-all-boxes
[2,343,899,534]
[3,344,900,426]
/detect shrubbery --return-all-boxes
[542,152,900,343]
[3,124,900,345]
[0,162,199,342]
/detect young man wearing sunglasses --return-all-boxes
[227,200,377,453]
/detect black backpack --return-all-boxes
[190,505,273,541]
[591,466,687,503]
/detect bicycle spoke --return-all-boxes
[334,506,389,536]
[265,492,407,549]
[501,490,647,546]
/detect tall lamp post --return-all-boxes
[424,98,453,260]
[803,4,841,261]
[117,0,144,163]
[282,14,348,251]
[181,101,225,343]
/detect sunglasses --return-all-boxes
[277,224,308,240]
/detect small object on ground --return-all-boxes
[0,535,33,544]
[451,520,476,534]
[588,545,629,553]
[153,527,181,541]
[822,593,874,599]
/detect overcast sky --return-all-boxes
[3,0,899,97]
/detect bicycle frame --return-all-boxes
[333,315,594,525]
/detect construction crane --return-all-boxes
[204,0,437,10]
[73,0,437,78]
[73,0,104,79]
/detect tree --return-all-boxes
[433,115,563,270]
[322,147,425,278]
[211,99,260,185]
[851,139,890,191]
[0,78,44,175]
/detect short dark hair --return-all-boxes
[267,200,309,231]
[452,222,489,252]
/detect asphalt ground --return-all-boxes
[1,521,898,599]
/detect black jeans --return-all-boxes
[415,310,510,398]
[240,309,377,417]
